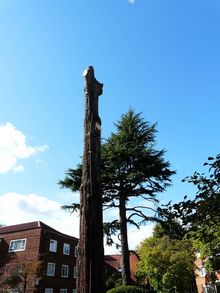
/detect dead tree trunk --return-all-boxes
[77,66,104,293]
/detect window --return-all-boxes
[9,239,26,252]
[5,264,10,273]
[60,290,67,293]
[72,290,77,293]
[45,289,53,293]
[73,266,77,279]
[49,239,57,252]
[199,266,207,277]
[47,263,55,276]
[74,246,78,257]
[61,265,69,278]
[63,243,70,255]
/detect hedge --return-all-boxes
[106,285,148,293]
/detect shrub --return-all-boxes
[106,285,148,293]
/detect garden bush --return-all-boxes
[106,285,148,293]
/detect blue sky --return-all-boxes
[0,0,219,252]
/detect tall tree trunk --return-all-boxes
[77,66,104,293]
[119,196,131,285]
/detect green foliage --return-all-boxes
[157,154,220,273]
[58,164,82,193]
[152,220,186,240]
[1,270,21,287]
[181,155,220,230]
[0,259,40,293]
[101,109,174,204]
[59,109,175,284]
[184,155,220,273]
[59,109,175,234]
[106,285,148,293]
[105,272,122,291]
[137,227,196,293]
[192,225,220,272]
[58,164,81,213]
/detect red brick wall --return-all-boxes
[0,226,78,293]
[0,227,41,292]
[39,228,78,292]
[195,258,220,293]
[129,253,139,283]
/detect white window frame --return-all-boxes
[47,262,55,276]
[60,290,67,293]
[5,264,10,273]
[45,289,53,293]
[74,246,78,257]
[63,243,70,255]
[199,265,207,277]
[61,264,69,278]
[49,239,57,252]
[73,266,77,279]
[9,239,26,252]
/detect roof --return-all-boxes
[0,221,78,241]
[0,221,40,234]
[104,254,122,271]
[104,253,139,283]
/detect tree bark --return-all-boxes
[119,196,132,285]
[77,66,104,293]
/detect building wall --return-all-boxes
[129,252,139,283]
[38,228,78,292]
[0,227,41,292]
[104,252,139,284]
[195,258,220,293]
[195,258,206,293]
[0,223,78,293]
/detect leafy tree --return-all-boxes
[59,109,175,285]
[105,272,122,291]
[183,155,220,274]
[106,285,149,293]
[151,217,186,241]
[181,155,220,230]
[137,225,197,293]
[0,259,40,293]
[157,155,220,274]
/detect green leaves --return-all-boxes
[102,109,175,203]
[59,109,175,284]
[58,164,82,192]
[137,230,196,292]
[158,154,220,278]
[60,109,175,229]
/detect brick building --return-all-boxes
[0,221,78,293]
[195,257,220,293]
[104,251,139,284]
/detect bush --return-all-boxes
[105,272,122,291]
[106,285,148,293]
